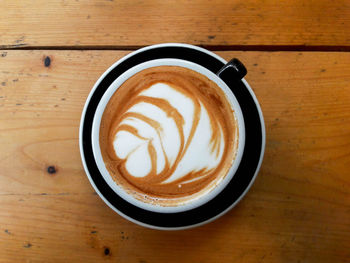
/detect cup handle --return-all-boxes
[216,58,247,80]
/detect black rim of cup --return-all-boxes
[80,44,264,229]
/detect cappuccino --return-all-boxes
[99,66,239,206]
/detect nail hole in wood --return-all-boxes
[44,56,51,67]
[47,166,56,174]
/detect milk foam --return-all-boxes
[113,82,225,184]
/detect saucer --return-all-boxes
[79,43,265,230]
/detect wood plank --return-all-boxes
[0,0,350,48]
[0,50,350,262]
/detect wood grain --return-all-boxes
[0,0,350,48]
[0,50,350,262]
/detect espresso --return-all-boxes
[99,66,239,206]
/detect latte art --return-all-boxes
[113,82,225,183]
[100,66,238,206]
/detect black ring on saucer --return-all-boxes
[81,45,263,228]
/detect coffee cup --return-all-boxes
[91,58,245,213]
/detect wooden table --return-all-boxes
[1,1,349,262]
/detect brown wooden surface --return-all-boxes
[1,0,350,48]
[1,0,350,261]
[0,50,349,262]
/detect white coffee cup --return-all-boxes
[91,58,245,213]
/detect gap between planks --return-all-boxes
[1,45,350,52]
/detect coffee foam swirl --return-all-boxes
[100,66,238,205]
[114,82,225,182]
